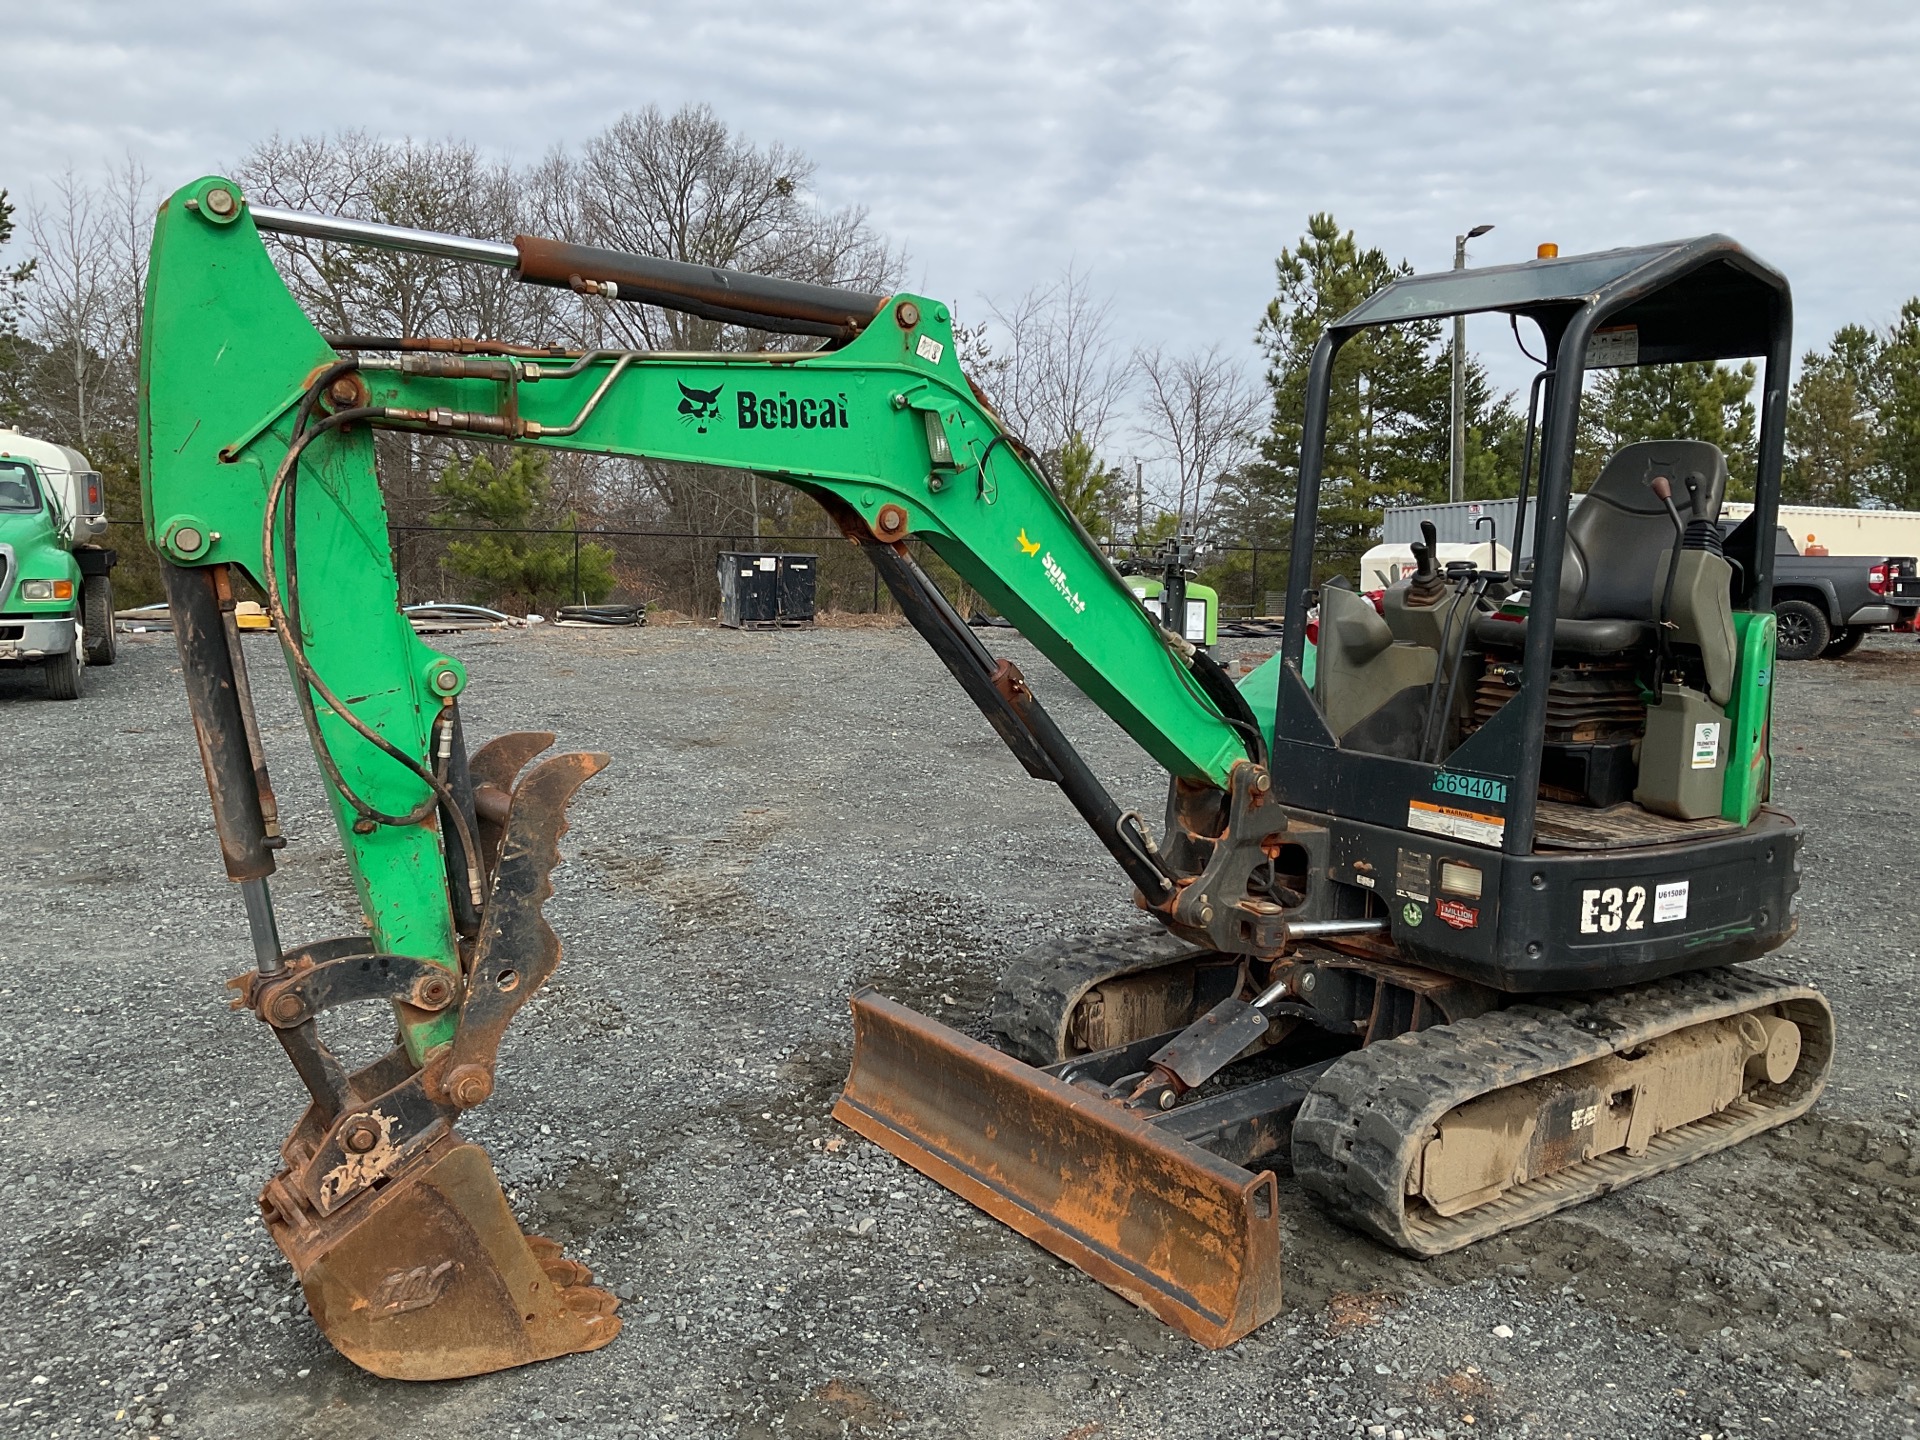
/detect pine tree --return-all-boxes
[1785,324,1878,506]
[434,450,614,612]
[1873,300,1920,511]
[0,190,39,428]
[1055,431,1120,539]
[1575,361,1758,498]
[1247,214,1513,581]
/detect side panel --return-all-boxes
[1720,611,1777,824]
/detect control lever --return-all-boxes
[1407,519,1446,604]
[1650,474,1688,699]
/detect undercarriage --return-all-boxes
[836,923,1833,1345]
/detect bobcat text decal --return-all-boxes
[736,390,851,430]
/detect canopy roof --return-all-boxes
[1336,235,1790,365]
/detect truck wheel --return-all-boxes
[1821,625,1867,659]
[1773,598,1830,661]
[44,646,81,701]
[82,575,116,666]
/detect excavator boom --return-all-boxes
[141,177,1263,1377]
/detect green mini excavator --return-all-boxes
[141,176,1831,1380]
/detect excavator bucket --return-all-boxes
[833,989,1282,1348]
[250,740,621,1380]
[268,1134,620,1381]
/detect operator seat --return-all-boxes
[1475,439,1729,654]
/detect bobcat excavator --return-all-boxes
[141,176,1832,1380]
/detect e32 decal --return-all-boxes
[1579,878,1690,934]
[1578,885,1646,934]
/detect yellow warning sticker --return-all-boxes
[1407,799,1505,849]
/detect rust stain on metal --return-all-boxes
[270,1133,619,1380]
[834,989,1283,1349]
[873,504,909,542]
[318,1108,402,1210]
[440,750,609,1102]
[512,235,884,339]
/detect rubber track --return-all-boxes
[1292,966,1835,1256]
[988,922,1202,1066]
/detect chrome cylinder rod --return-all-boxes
[249,205,519,268]
[1286,917,1389,938]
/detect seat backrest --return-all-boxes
[1559,440,1729,620]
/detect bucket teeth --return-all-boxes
[530,1242,596,1288]
[563,1283,623,1319]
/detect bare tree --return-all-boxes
[234,133,583,595]
[236,132,555,346]
[981,264,1133,460]
[21,166,148,449]
[540,104,905,605]
[1135,344,1262,538]
[561,104,900,354]
[7,110,907,609]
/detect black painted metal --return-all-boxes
[856,535,1175,902]
[513,236,885,340]
[162,562,275,881]
[1153,1059,1338,1169]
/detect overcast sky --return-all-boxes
[7,0,1919,416]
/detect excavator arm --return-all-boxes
[141,177,1288,1378]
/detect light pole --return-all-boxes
[1450,223,1494,503]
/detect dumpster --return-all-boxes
[718,552,817,628]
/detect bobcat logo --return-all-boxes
[677,381,724,433]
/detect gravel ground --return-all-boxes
[1,621,1917,1440]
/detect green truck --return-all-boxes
[0,427,116,698]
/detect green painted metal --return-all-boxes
[366,338,1245,787]
[141,177,1251,1054]
[142,178,464,1057]
[1719,610,1777,825]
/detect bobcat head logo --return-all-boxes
[678,381,724,433]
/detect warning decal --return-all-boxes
[1407,799,1506,850]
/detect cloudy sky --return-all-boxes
[7,0,1919,406]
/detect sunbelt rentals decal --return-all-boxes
[1018,529,1086,615]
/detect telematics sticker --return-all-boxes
[916,335,945,364]
[1395,849,1431,902]
[1691,722,1721,769]
[1407,799,1505,849]
[1653,880,1690,923]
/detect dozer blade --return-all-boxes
[271,1132,620,1381]
[833,988,1281,1348]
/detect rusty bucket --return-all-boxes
[833,989,1282,1348]
[266,1131,620,1381]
